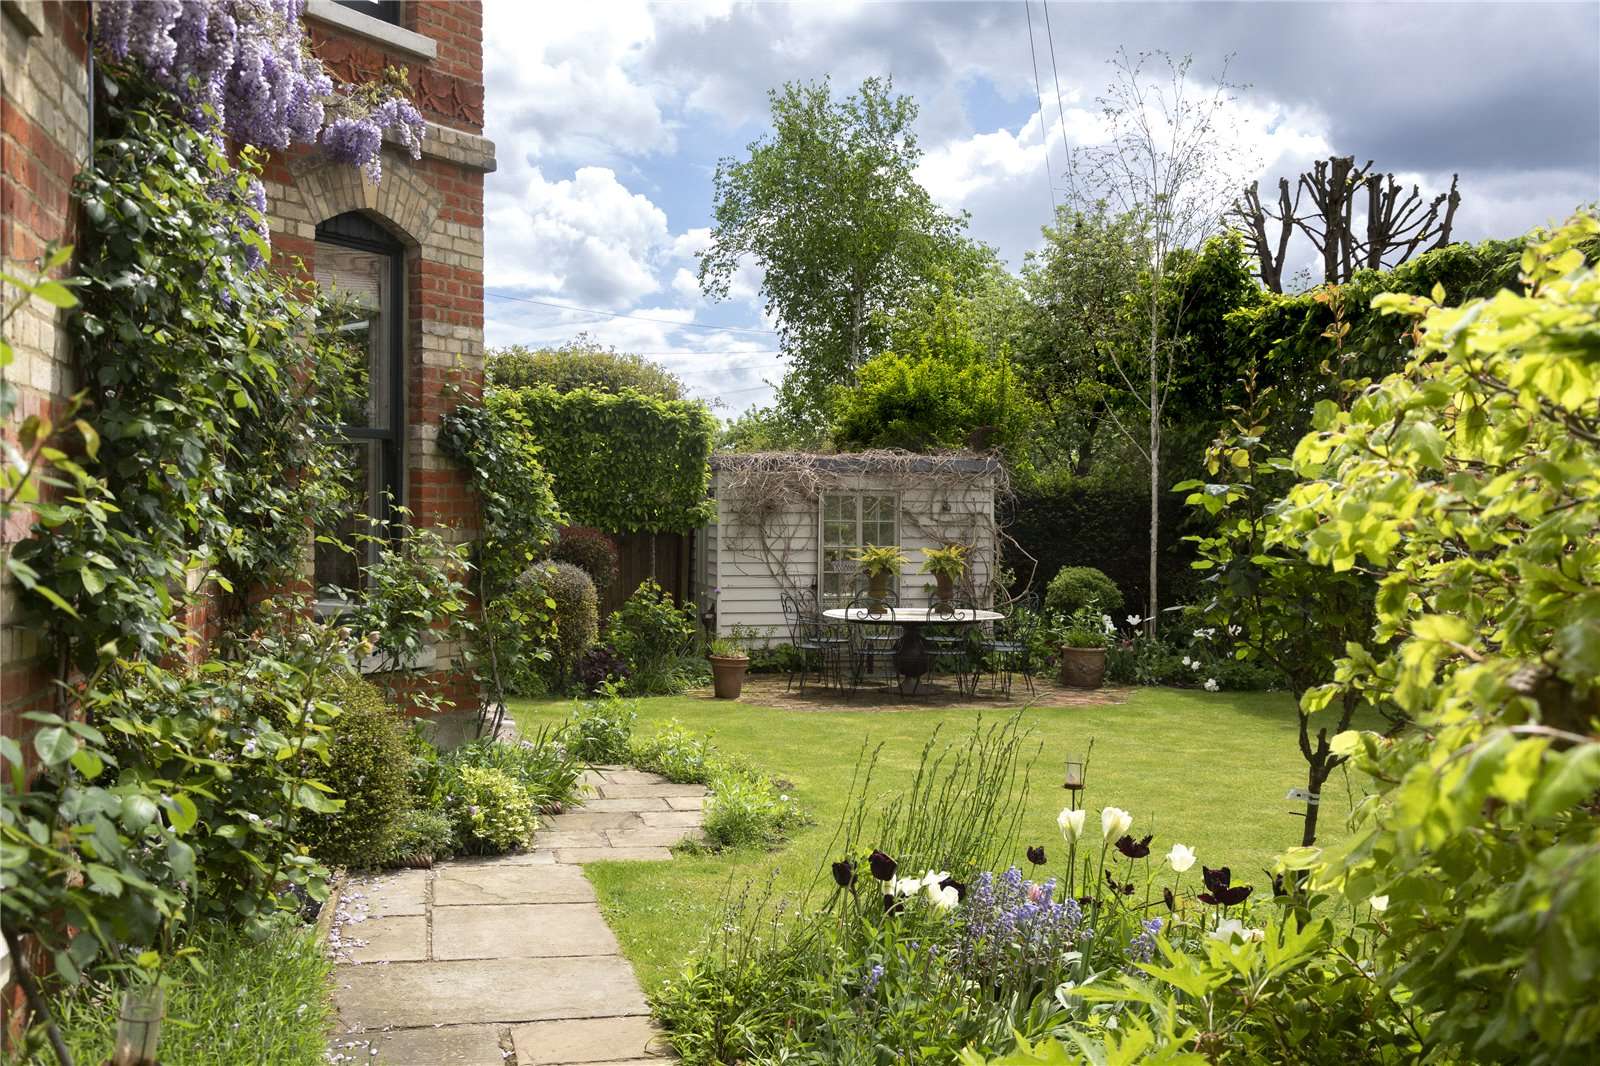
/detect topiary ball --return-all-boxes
[301,671,411,870]
[523,561,599,687]
[1044,565,1125,617]
[550,525,619,598]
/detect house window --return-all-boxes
[333,0,402,26]
[313,214,405,603]
[820,492,898,604]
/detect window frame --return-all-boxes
[331,0,403,27]
[312,214,407,608]
[818,490,899,604]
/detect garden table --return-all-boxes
[822,605,1005,689]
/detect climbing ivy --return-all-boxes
[486,385,715,534]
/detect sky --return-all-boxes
[480,0,1600,414]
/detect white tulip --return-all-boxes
[926,882,959,910]
[1209,918,1264,944]
[1166,843,1196,873]
[920,869,951,890]
[1058,807,1086,842]
[1126,614,1143,627]
[1369,894,1389,913]
[894,876,923,897]
[1101,806,1133,840]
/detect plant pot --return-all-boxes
[709,655,749,699]
[1058,645,1107,689]
[867,572,891,599]
[934,572,955,601]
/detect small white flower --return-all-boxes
[1166,843,1196,873]
[1102,614,1115,632]
[1126,614,1143,627]
[1209,917,1264,944]
[1180,655,1193,668]
[1227,624,1242,636]
[926,882,959,910]
[894,876,923,897]
[1101,806,1133,840]
[920,869,951,890]
[1190,658,1203,672]
[1203,678,1219,692]
[1369,894,1389,913]
[1058,807,1086,842]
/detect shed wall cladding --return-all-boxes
[708,469,997,642]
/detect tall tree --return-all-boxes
[1067,49,1248,633]
[698,77,975,427]
[1232,155,1461,292]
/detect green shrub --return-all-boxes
[528,560,599,689]
[446,729,582,812]
[551,524,620,599]
[628,721,724,783]
[629,721,806,849]
[487,337,686,399]
[298,672,412,870]
[445,766,539,854]
[609,579,703,694]
[1043,565,1123,617]
[562,693,637,763]
[381,808,455,868]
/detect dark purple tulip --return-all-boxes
[1162,886,1176,912]
[832,860,856,888]
[1201,866,1232,894]
[1197,866,1252,906]
[868,850,897,882]
[938,877,967,902]
[1026,845,1047,866]
[1115,833,1153,859]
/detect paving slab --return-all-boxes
[341,1023,510,1065]
[580,796,670,812]
[345,914,428,964]
[433,903,619,960]
[542,811,647,831]
[553,846,673,864]
[356,868,430,917]
[664,796,706,811]
[637,810,704,829]
[434,863,595,906]
[578,769,609,789]
[605,827,704,848]
[597,782,708,799]
[335,956,648,1028]
[511,1016,668,1064]
[596,769,669,785]
[533,829,611,849]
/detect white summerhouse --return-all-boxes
[694,451,1003,642]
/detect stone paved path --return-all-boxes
[326,766,707,1065]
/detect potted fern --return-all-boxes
[920,543,969,601]
[853,545,909,599]
[1057,604,1112,689]
[707,636,750,699]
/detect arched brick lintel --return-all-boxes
[289,149,440,248]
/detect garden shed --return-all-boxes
[696,451,1004,640]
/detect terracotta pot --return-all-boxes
[709,655,749,699]
[1058,645,1107,689]
[934,572,955,601]
[867,571,891,599]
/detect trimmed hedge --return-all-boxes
[528,561,598,689]
[302,672,411,870]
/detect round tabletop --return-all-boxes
[822,606,1005,626]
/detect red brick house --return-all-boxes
[1,0,496,730]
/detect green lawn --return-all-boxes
[511,687,1378,990]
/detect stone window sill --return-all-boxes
[305,0,437,61]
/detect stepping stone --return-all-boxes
[434,863,595,906]
[533,829,611,849]
[345,1023,509,1064]
[638,810,704,829]
[598,769,669,785]
[554,846,673,864]
[597,783,708,799]
[543,811,645,831]
[344,914,427,964]
[335,956,647,1028]
[578,769,609,789]
[356,868,429,917]
[511,1016,668,1064]
[581,796,670,812]
[432,903,619,960]
[605,827,704,848]
[664,796,706,811]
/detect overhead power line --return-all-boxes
[1023,2,1058,214]
[485,289,780,336]
[1040,0,1075,195]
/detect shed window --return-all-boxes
[313,215,405,604]
[820,492,897,604]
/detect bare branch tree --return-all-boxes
[1232,155,1462,291]
[1066,48,1254,635]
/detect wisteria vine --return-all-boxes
[93,0,424,183]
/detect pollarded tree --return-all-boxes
[698,76,978,428]
[1280,214,1600,1061]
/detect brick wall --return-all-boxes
[1,1,497,729]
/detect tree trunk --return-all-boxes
[1301,757,1329,847]
[1146,277,1161,636]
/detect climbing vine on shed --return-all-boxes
[486,386,715,534]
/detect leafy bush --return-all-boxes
[380,808,455,868]
[445,730,582,813]
[444,766,539,854]
[578,643,633,694]
[551,524,620,599]
[45,918,335,1066]
[1044,565,1124,617]
[628,721,723,783]
[529,560,598,689]
[300,672,412,870]
[487,336,686,399]
[629,721,806,849]
[745,641,806,675]
[562,693,637,763]
[1104,634,1283,691]
[609,579,703,694]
